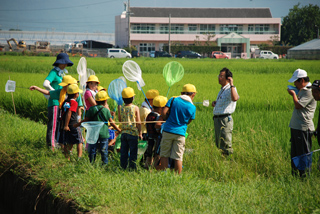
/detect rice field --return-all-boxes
[0,55,320,213]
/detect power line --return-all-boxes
[0,0,120,12]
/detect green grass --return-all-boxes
[1,56,320,213]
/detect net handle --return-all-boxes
[136,81,152,110]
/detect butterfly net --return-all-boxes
[5,80,16,92]
[163,61,184,87]
[108,79,127,105]
[122,60,145,89]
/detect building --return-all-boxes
[287,39,320,60]
[0,30,115,46]
[115,7,281,58]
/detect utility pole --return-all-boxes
[127,0,131,49]
[168,14,171,55]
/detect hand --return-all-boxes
[139,134,143,140]
[228,77,234,86]
[64,126,70,131]
[73,123,80,128]
[212,101,217,107]
[287,89,295,96]
[111,111,116,116]
[29,86,36,91]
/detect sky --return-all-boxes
[0,0,319,33]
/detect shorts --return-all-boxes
[64,126,83,145]
[160,131,185,161]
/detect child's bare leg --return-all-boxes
[159,157,168,171]
[77,143,83,158]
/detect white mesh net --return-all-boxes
[122,60,145,90]
[5,80,16,92]
[77,57,87,90]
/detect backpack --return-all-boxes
[146,111,160,139]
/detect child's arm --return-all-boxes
[135,106,143,139]
[109,118,121,133]
[64,111,72,131]
[155,116,164,131]
[86,96,97,107]
[29,86,50,95]
[73,117,89,128]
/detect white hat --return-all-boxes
[288,69,307,83]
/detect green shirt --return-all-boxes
[48,89,83,108]
[45,68,63,90]
[85,105,111,139]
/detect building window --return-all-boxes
[171,24,184,34]
[188,24,197,32]
[160,24,169,34]
[200,24,215,34]
[139,43,155,53]
[131,24,155,34]
[248,24,254,32]
[255,24,269,34]
[219,24,243,34]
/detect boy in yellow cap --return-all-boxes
[75,91,121,165]
[144,95,168,169]
[29,75,83,151]
[60,84,83,160]
[118,87,143,170]
[159,84,197,174]
[139,89,159,139]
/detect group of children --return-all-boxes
[30,53,170,171]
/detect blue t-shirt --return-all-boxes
[163,97,196,136]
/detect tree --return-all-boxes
[281,4,320,46]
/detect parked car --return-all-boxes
[149,51,155,58]
[211,51,229,59]
[106,48,131,58]
[176,50,202,58]
[259,50,279,59]
[155,51,172,58]
[131,50,140,58]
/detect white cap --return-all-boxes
[288,69,307,83]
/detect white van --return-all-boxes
[259,50,279,59]
[107,48,131,58]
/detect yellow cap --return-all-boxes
[67,84,83,94]
[146,89,159,99]
[95,90,110,101]
[122,87,135,98]
[97,86,106,91]
[182,84,197,93]
[153,95,168,108]
[86,75,100,84]
[59,75,78,86]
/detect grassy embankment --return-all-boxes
[0,56,320,213]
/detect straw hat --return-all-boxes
[153,95,168,108]
[182,84,197,93]
[59,75,78,86]
[67,84,83,95]
[122,87,135,98]
[86,75,100,84]
[53,53,73,67]
[146,89,159,99]
[95,91,110,101]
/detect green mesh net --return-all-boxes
[163,61,184,87]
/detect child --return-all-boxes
[118,87,143,170]
[84,75,100,110]
[75,91,121,165]
[29,75,83,150]
[61,84,83,160]
[144,95,167,169]
[139,89,159,140]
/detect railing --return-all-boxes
[130,30,279,35]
